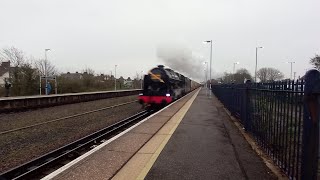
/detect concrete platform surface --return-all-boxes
[144,88,277,180]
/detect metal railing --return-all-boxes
[212,69,320,180]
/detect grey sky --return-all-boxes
[0,0,319,81]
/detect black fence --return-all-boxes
[212,70,320,180]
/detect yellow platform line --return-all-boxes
[112,89,200,180]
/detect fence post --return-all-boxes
[231,83,235,115]
[301,69,320,180]
[243,80,252,132]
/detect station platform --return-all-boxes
[43,88,278,180]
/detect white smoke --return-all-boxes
[156,44,204,82]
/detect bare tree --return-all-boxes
[233,68,252,84]
[221,72,233,83]
[35,59,57,77]
[82,67,95,75]
[269,69,284,81]
[134,72,140,80]
[0,47,40,96]
[310,54,320,70]
[81,67,96,89]
[257,67,284,82]
[257,68,268,82]
[0,47,25,66]
[220,69,252,84]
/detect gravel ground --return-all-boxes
[0,95,142,173]
[0,95,138,132]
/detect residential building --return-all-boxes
[61,72,83,80]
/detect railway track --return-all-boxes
[0,100,138,135]
[0,110,154,180]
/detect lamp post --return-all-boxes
[286,61,295,80]
[203,40,212,89]
[233,62,239,82]
[114,65,117,91]
[255,47,263,82]
[44,49,51,95]
[233,62,239,74]
[203,62,208,88]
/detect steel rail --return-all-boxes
[0,100,138,135]
[0,110,152,180]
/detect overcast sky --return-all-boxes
[0,0,319,81]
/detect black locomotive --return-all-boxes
[139,65,198,107]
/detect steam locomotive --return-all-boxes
[138,65,199,107]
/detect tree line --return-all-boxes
[215,67,284,84]
[0,47,142,97]
[215,54,320,84]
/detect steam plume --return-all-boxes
[156,44,204,82]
